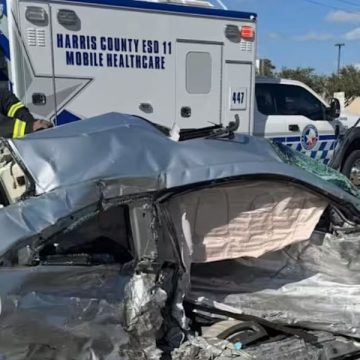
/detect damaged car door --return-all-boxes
[0,199,174,360]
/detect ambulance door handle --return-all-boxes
[289,124,299,132]
[32,93,46,105]
[181,106,191,118]
[139,102,153,114]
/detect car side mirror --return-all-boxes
[329,98,341,119]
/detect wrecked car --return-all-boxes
[1,113,360,359]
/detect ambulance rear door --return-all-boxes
[12,1,56,120]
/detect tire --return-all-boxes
[342,150,360,186]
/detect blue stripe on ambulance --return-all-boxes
[0,31,10,60]
[0,0,11,89]
[56,110,81,125]
[1,0,7,17]
[0,0,9,60]
[60,0,257,20]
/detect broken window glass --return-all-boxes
[270,141,360,198]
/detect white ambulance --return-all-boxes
[0,0,257,134]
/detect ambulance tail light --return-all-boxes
[240,26,255,40]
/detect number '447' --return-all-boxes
[233,91,245,104]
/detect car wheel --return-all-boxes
[342,150,360,187]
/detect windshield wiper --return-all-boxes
[180,115,241,141]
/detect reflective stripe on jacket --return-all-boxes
[0,89,35,138]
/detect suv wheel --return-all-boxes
[342,150,360,187]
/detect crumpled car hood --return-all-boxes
[6,113,360,211]
[1,113,359,258]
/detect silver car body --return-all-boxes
[1,113,360,359]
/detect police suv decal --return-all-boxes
[301,124,319,151]
[273,127,337,165]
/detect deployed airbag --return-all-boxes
[168,181,328,262]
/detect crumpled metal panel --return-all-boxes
[0,266,165,360]
[173,331,360,360]
[172,336,254,360]
[245,331,360,359]
[189,231,360,338]
[7,113,360,214]
[0,182,101,257]
[3,113,360,358]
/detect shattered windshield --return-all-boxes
[270,141,360,199]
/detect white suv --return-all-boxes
[254,77,360,184]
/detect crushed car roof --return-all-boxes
[1,112,360,256]
[6,113,360,206]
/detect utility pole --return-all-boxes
[335,43,345,76]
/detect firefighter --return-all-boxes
[0,87,52,138]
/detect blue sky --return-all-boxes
[220,0,360,74]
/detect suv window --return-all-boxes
[256,84,326,120]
